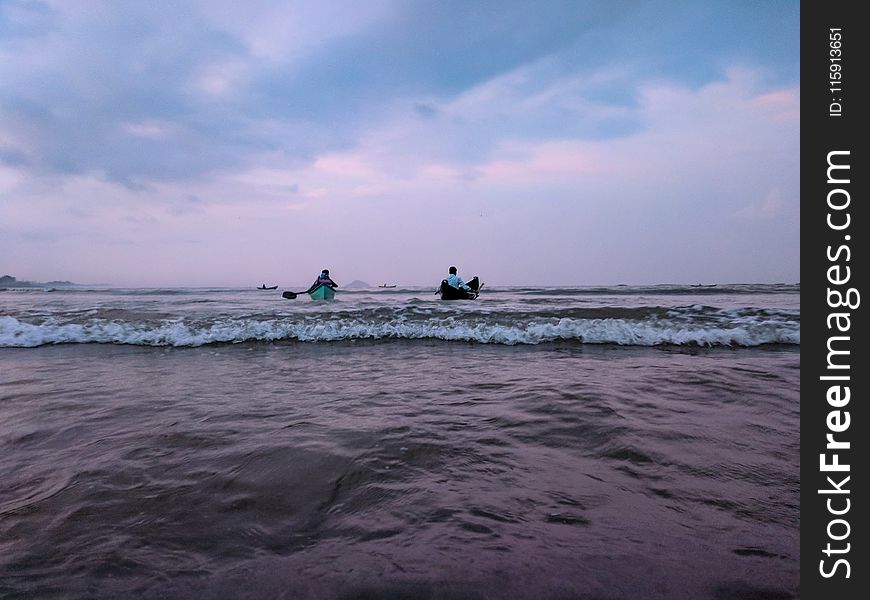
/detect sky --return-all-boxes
[0,0,799,287]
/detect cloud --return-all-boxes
[0,0,56,40]
[122,120,178,140]
[0,1,799,285]
[279,66,798,195]
[1,1,797,187]
[413,103,438,119]
[736,189,785,220]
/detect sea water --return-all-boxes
[0,285,799,599]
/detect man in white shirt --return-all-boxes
[445,266,471,291]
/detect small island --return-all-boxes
[0,275,76,289]
[343,280,372,289]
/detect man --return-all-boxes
[445,266,471,291]
[307,269,338,293]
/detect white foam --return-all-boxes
[0,315,800,348]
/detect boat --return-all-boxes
[308,283,336,301]
[258,285,278,290]
[438,276,481,300]
[379,284,397,288]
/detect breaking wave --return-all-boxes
[0,306,800,348]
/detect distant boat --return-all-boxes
[258,284,278,290]
[378,283,397,288]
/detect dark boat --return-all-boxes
[258,285,278,290]
[438,276,481,300]
[379,284,397,288]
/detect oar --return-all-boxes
[282,290,310,299]
[282,284,326,299]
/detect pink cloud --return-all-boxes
[479,142,611,183]
[736,189,785,220]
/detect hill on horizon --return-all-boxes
[344,280,371,289]
[1,275,76,287]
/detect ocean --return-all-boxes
[1,285,800,599]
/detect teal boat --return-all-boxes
[308,283,336,301]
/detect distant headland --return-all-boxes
[0,275,77,288]
[344,280,372,289]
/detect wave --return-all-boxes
[0,283,799,297]
[0,308,800,348]
[511,284,799,296]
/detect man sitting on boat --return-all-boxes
[445,266,471,292]
[306,269,338,293]
[438,266,481,300]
